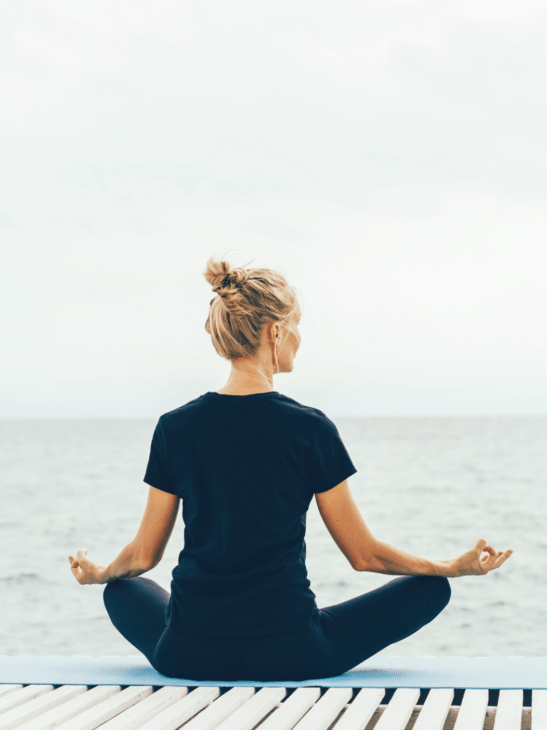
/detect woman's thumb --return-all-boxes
[475,538,487,551]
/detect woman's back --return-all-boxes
[143,390,357,638]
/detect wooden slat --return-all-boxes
[0,679,535,730]
[494,691,523,730]
[372,688,421,730]
[413,689,454,730]
[532,690,547,730]
[138,687,221,730]
[16,686,120,730]
[0,690,21,702]
[334,688,385,730]
[292,688,353,730]
[60,686,153,730]
[257,687,321,730]
[181,687,255,730]
[97,686,188,729]
[0,686,54,717]
[0,685,87,730]
[215,687,286,730]
[453,690,489,730]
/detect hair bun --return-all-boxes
[226,267,250,290]
[204,257,251,297]
[203,258,232,293]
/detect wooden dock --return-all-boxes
[0,682,539,730]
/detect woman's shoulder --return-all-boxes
[156,394,209,426]
[272,393,334,431]
[157,391,334,434]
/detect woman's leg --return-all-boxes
[152,627,246,681]
[256,575,451,681]
[102,574,450,682]
[102,576,170,667]
[317,575,452,676]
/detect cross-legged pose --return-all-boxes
[69,255,513,681]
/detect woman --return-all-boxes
[68,255,513,682]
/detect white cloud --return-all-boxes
[1,1,546,416]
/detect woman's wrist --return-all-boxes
[98,566,113,584]
[434,559,458,578]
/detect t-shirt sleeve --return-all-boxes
[306,416,358,495]
[143,418,177,496]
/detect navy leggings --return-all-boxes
[103,574,451,682]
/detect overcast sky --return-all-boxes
[1,1,546,418]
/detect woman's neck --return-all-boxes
[216,387,274,395]
[217,363,275,395]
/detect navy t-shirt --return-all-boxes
[143,390,358,638]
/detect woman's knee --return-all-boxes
[102,578,126,612]
[103,576,150,603]
[434,575,451,604]
[401,575,451,616]
[421,575,451,614]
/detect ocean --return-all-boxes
[1,416,545,658]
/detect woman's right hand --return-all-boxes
[450,539,513,577]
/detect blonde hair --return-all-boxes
[203,253,300,361]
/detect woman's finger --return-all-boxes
[76,549,89,567]
[492,549,514,569]
[479,551,498,572]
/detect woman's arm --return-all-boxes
[103,484,181,581]
[68,544,150,585]
[102,542,153,582]
[69,487,180,585]
[316,481,513,578]
[359,539,452,577]
[362,538,513,578]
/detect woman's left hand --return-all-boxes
[68,549,109,585]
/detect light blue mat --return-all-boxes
[0,656,546,689]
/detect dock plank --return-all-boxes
[333,688,385,730]
[453,690,489,730]
[0,686,54,717]
[494,691,523,730]
[292,688,353,730]
[98,686,188,729]
[181,687,255,729]
[214,687,286,730]
[60,686,153,730]
[532,690,547,730]
[0,690,21,702]
[137,687,221,730]
[0,685,87,730]
[257,687,321,730]
[16,685,120,730]
[413,689,454,730]
[371,688,421,730]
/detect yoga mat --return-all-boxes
[0,656,546,689]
